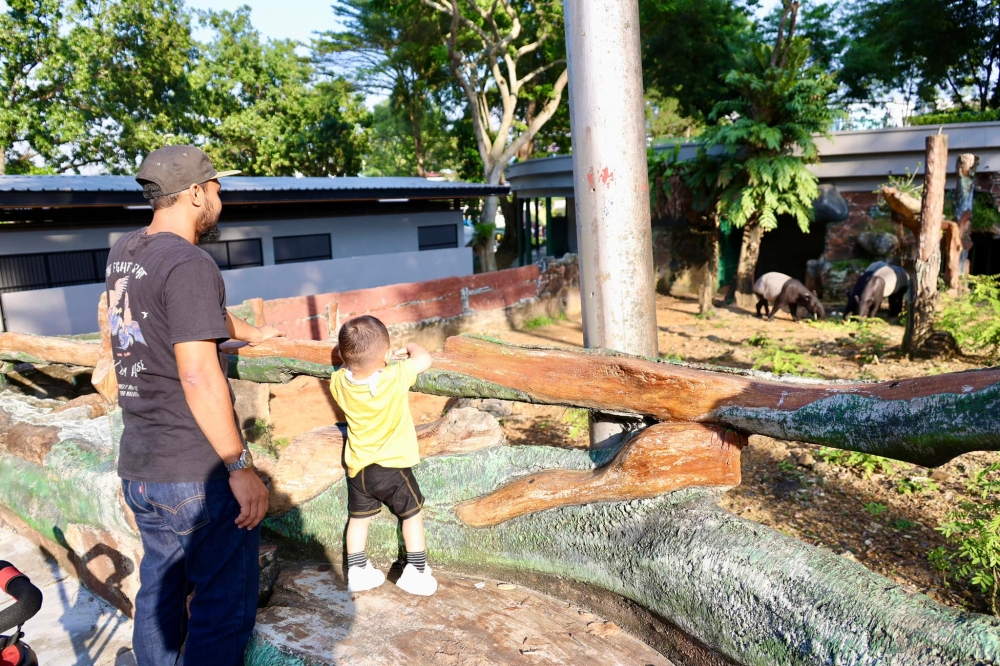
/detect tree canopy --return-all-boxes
[841,0,1000,113]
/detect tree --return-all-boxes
[841,0,1000,113]
[316,0,451,176]
[0,0,69,174]
[182,8,370,176]
[640,0,755,122]
[1,0,193,174]
[421,0,569,272]
[699,0,839,309]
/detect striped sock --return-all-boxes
[346,551,367,569]
[407,551,427,573]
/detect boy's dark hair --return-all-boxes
[338,315,390,368]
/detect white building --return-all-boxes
[0,176,506,335]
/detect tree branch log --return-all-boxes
[454,422,743,527]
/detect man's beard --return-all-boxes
[195,200,221,245]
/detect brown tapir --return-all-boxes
[845,261,909,318]
[753,272,826,322]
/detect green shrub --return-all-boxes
[863,502,889,516]
[930,463,1000,615]
[909,109,1000,126]
[897,476,940,495]
[561,408,590,439]
[746,335,820,377]
[938,275,1000,361]
[971,191,1000,232]
[818,447,897,477]
[894,519,915,531]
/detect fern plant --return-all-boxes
[938,275,1000,361]
[932,463,1000,615]
[693,2,840,306]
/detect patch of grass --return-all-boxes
[894,519,915,531]
[746,334,820,377]
[660,352,684,363]
[777,459,797,475]
[523,315,557,330]
[249,418,274,447]
[897,476,940,495]
[694,310,716,320]
[561,408,590,439]
[863,502,889,517]
[818,447,897,477]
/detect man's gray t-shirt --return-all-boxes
[106,229,235,482]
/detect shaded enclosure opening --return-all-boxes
[755,216,829,284]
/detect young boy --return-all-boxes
[329,315,437,596]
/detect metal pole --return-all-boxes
[533,198,540,261]
[545,198,553,257]
[514,196,523,267]
[565,0,658,447]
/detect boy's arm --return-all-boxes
[397,342,432,374]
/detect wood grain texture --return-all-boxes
[430,336,1000,418]
[267,407,504,516]
[0,332,100,367]
[91,293,119,405]
[220,337,342,367]
[454,422,743,527]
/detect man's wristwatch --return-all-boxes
[225,448,254,473]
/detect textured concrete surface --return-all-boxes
[0,523,133,666]
[248,562,674,665]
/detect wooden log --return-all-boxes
[454,422,743,527]
[880,186,922,234]
[92,293,119,405]
[904,135,948,356]
[0,332,100,367]
[419,336,1000,467]
[267,407,504,516]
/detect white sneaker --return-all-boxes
[395,563,438,596]
[347,561,386,592]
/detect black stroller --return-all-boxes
[0,561,41,666]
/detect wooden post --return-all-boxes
[903,134,948,356]
[954,154,979,288]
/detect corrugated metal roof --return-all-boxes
[0,175,508,207]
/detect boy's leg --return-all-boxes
[401,512,428,575]
[346,516,372,558]
[345,469,386,591]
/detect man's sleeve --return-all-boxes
[163,257,231,344]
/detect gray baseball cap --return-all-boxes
[135,145,240,199]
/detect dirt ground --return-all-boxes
[460,293,999,615]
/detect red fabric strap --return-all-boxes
[0,565,24,594]
[1,644,23,666]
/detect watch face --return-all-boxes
[244,448,254,468]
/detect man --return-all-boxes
[108,145,282,665]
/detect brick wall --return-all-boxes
[246,259,579,342]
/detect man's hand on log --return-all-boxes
[248,325,285,347]
[230,467,270,529]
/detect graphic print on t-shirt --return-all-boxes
[107,261,149,398]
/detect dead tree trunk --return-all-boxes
[903,135,948,356]
[699,214,720,314]
[942,220,964,291]
[954,154,979,289]
[734,222,763,310]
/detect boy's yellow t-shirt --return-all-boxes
[329,359,419,478]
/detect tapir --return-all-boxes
[845,261,909,318]
[753,272,826,322]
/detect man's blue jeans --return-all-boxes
[122,478,259,666]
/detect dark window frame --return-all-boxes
[0,248,110,294]
[273,233,333,265]
[198,238,264,271]
[418,223,459,251]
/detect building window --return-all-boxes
[0,248,110,294]
[273,234,332,264]
[418,224,458,251]
[199,239,264,270]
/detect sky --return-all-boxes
[184,0,342,44]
